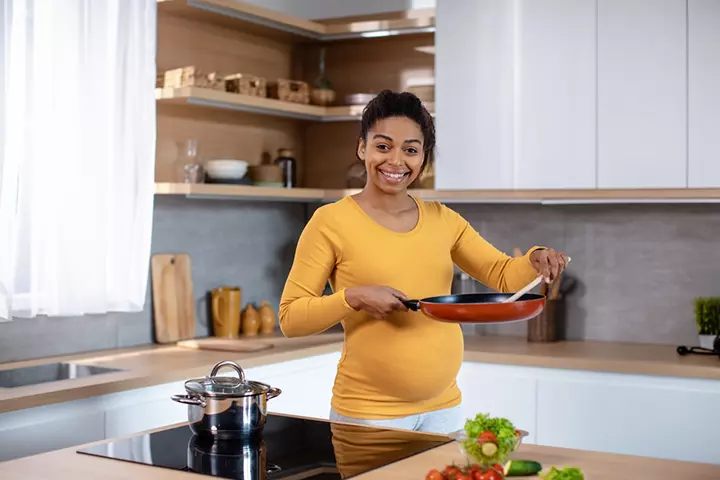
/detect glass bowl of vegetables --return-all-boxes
[449,413,529,467]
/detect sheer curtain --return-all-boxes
[0,0,157,320]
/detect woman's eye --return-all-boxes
[406,147,418,155]
[376,144,390,151]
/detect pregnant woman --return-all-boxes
[279,90,568,434]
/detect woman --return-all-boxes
[278,90,568,434]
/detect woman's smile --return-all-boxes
[378,168,410,184]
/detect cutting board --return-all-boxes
[151,253,196,344]
[177,338,275,353]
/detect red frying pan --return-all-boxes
[402,292,545,324]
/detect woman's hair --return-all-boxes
[358,89,435,171]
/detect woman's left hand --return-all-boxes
[529,248,569,283]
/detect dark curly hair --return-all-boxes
[358,89,435,171]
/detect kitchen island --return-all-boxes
[1,413,719,480]
[2,334,719,465]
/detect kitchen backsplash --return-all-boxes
[0,196,306,364]
[1,199,718,363]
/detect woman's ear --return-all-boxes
[356,138,366,161]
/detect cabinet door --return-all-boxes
[0,410,105,462]
[597,0,687,188]
[537,374,720,465]
[688,0,720,187]
[515,0,597,189]
[435,0,515,190]
[457,363,537,444]
[105,397,187,439]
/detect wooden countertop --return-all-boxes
[461,335,720,380]
[1,416,719,479]
[1,333,717,414]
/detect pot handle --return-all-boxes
[172,394,207,408]
[402,300,420,311]
[210,360,247,383]
[266,387,282,400]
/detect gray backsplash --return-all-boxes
[0,199,717,363]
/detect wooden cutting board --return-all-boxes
[177,338,275,353]
[151,253,196,344]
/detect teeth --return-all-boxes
[381,171,406,179]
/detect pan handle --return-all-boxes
[402,300,420,311]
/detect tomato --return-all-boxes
[425,469,445,480]
[454,474,471,480]
[472,470,485,480]
[477,470,503,480]
[443,466,462,478]
[477,431,498,444]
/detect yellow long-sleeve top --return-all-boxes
[279,195,541,420]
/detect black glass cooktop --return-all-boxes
[78,414,451,479]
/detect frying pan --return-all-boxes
[401,292,545,325]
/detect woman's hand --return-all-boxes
[529,248,569,283]
[345,286,409,319]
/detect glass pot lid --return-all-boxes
[184,360,271,398]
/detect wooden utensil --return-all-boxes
[151,253,196,344]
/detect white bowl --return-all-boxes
[205,159,248,180]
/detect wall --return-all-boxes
[0,197,306,364]
[1,200,717,363]
[452,202,720,345]
[240,0,435,20]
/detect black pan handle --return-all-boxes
[402,300,420,311]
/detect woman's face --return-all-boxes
[357,116,425,195]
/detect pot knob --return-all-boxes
[210,360,247,383]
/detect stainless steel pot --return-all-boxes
[171,360,281,440]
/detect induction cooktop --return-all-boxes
[78,414,451,479]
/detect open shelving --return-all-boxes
[155,183,720,205]
[156,87,435,122]
[157,0,435,41]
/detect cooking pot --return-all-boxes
[402,292,545,324]
[172,360,281,440]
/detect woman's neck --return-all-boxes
[355,183,413,213]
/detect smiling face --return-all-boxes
[357,116,425,195]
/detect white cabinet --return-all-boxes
[597,0,687,188]
[536,371,720,465]
[247,352,341,421]
[515,0,597,190]
[456,362,538,444]
[105,396,187,438]
[435,0,515,190]
[688,0,720,187]
[0,407,105,462]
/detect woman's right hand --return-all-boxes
[344,286,409,319]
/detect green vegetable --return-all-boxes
[504,460,543,476]
[539,466,585,480]
[462,413,518,465]
[695,297,720,335]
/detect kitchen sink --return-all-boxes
[0,362,123,388]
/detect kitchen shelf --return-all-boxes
[155,87,435,122]
[157,0,435,41]
[155,183,720,204]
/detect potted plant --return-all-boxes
[694,297,720,350]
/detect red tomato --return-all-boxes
[443,466,462,477]
[477,431,498,444]
[454,474,471,480]
[492,464,503,472]
[425,469,445,480]
[478,470,503,480]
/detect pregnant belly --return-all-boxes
[341,320,464,402]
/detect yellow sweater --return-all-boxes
[279,195,541,419]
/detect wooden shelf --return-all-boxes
[157,0,435,41]
[155,183,720,204]
[156,87,434,122]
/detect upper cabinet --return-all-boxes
[435,0,515,190]
[515,0,597,190]
[596,0,687,188]
[688,0,720,188]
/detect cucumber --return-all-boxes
[504,460,543,476]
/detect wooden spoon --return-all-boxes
[503,256,571,303]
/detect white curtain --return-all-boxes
[0,0,157,320]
